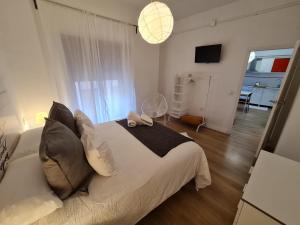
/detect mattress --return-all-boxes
[30,121,211,225]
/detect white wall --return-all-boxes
[0,0,159,129]
[275,77,300,162]
[51,0,139,25]
[0,0,58,129]
[0,76,16,118]
[159,0,300,133]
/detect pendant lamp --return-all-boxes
[138,1,174,44]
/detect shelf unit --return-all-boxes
[169,74,191,118]
[169,73,212,132]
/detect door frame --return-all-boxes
[229,44,295,134]
[256,40,300,156]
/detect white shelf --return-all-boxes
[170,73,211,127]
[171,74,198,119]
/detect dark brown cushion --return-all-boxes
[180,115,204,126]
[48,101,79,137]
[39,119,93,199]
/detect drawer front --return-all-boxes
[236,202,281,225]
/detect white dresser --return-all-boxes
[234,151,300,225]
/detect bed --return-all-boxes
[9,121,211,225]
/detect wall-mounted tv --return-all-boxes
[195,44,222,63]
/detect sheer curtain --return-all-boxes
[38,1,136,123]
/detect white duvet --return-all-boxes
[31,121,211,225]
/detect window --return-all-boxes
[61,34,136,123]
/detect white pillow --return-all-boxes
[81,125,115,176]
[0,154,63,225]
[10,127,43,162]
[74,110,94,135]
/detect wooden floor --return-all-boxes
[137,107,270,225]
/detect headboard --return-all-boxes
[0,83,21,132]
[0,89,11,116]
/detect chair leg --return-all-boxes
[196,119,206,132]
[196,124,201,132]
[164,114,167,125]
[246,100,250,113]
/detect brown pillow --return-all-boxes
[48,101,79,137]
[39,119,93,199]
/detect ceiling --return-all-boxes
[117,0,237,20]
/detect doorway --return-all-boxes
[234,48,294,140]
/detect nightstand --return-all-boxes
[234,151,300,225]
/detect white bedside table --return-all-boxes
[234,150,300,225]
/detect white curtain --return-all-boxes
[38,1,136,123]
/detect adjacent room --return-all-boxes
[0,0,300,225]
[235,48,294,145]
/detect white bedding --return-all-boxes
[30,121,211,225]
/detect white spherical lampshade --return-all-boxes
[138,1,174,44]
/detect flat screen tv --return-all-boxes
[195,44,222,63]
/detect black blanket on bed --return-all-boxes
[116,119,194,157]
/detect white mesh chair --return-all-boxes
[141,94,168,123]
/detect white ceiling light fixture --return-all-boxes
[138,1,174,44]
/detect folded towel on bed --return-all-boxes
[127,112,144,127]
[127,120,136,127]
[141,114,153,127]
[127,112,153,127]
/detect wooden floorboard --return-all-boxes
[137,108,270,225]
